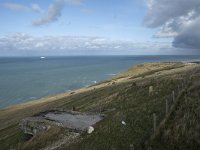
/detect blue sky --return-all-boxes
[0,0,199,56]
[1,0,151,39]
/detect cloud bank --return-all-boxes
[0,33,172,56]
[144,0,200,50]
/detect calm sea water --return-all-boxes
[0,55,200,108]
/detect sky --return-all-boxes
[0,0,200,56]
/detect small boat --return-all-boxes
[40,57,46,59]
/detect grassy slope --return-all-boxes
[148,69,200,150]
[65,81,178,150]
[0,62,199,150]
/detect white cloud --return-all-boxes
[31,4,43,13]
[0,33,174,56]
[33,0,65,26]
[144,0,200,50]
[65,0,82,5]
[2,2,43,13]
[2,1,82,26]
[81,8,93,14]
[33,0,82,26]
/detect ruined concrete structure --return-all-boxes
[19,117,51,136]
[19,110,104,136]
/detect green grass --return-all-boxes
[0,124,25,150]
[148,69,200,150]
[114,62,184,80]
[20,125,64,150]
[62,79,185,149]
[129,63,185,79]
[0,63,199,150]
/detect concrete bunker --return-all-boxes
[19,110,105,136]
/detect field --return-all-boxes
[0,62,199,150]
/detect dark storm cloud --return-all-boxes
[173,18,200,49]
[144,0,200,50]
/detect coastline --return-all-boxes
[1,56,200,109]
[1,61,198,113]
[1,61,200,149]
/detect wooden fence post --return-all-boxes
[153,113,157,134]
[185,95,187,104]
[189,74,192,80]
[182,82,184,90]
[130,144,134,150]
[172,91,175,102]
[166,99,169,115]
[178,85,180,94]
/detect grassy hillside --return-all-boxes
[148,68,200,150]
[0,62,199,150]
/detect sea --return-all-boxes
[0,55,200,108]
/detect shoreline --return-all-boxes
[1,61,200,149]
[0,74,117,112]
[0,77,115,110]
[0,61,199,113]
[1,58,200,110]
